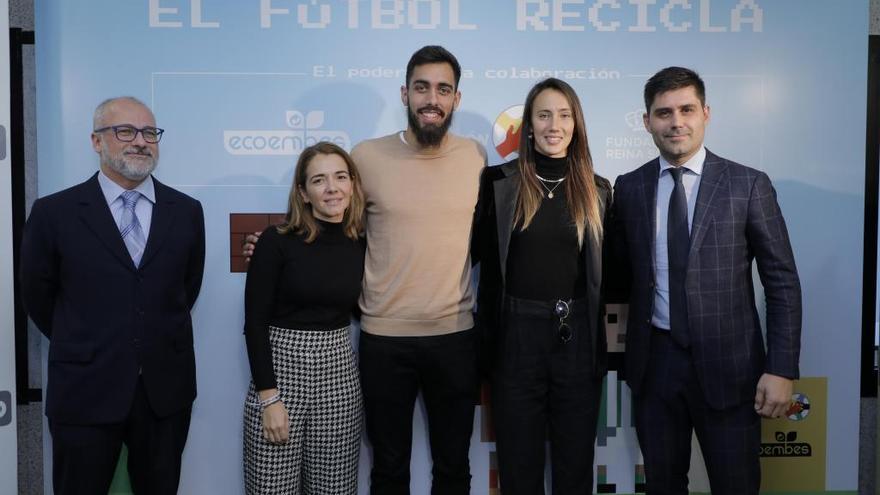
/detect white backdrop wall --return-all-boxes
[34,1,867,493]
[0,0,18,492]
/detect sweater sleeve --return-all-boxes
[244,227,284,391]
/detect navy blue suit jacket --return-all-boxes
[20,173,205,424]
[609,150,801,409]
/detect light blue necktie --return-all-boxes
[119,190,146,267]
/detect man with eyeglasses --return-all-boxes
[20,96,205,495]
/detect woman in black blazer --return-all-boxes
[473,78,611,494]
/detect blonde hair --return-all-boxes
[277,142,364,243]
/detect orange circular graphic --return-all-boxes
[493,105,524,161]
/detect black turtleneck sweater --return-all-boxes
[506,152,587,301]
[244,219,365,390]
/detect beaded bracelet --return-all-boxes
[259,393,281,408]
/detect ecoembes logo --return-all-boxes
[760,431,812,458]
[223,110,350,156]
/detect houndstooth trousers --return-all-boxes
[243,326,362,494]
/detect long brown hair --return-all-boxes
[514,78,603,246]
[277,142,364,243]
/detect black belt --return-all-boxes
[651,325,672,336]
[502,295,587,318]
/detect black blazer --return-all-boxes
[20,173,206,424]
[472,159,612,377]
[609,150,802,409]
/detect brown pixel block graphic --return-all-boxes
[489,451,500,493]
[229,213,285,273]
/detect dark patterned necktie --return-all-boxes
[667,167,690,348]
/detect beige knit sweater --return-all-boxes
[352,132,486,336]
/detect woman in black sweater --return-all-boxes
[242,142,365,494]
[473,78,611,494]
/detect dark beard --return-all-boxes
[406,105,454,147]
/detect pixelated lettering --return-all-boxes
[260,0,290,28]
[629,0,657,32]
[191,0,220,28]
[517,0,550,31]
[588,0,621,32]
[554,0,584,31]
[660,0,691,32]
[408,0,441,29]
[449,0,477,30]
[298,0,331,28]
[149,0,183,27]
[372,0,405,28]
[731,0,762,32]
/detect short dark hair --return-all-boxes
[405,45,461,89]
[644,66,706,112]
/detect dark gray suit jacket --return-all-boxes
[609,150,801,409]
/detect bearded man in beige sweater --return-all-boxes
[355,45,486,495]
[244,46,486,495]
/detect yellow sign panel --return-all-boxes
[760,377,827,491]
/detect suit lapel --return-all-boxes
[494,169,519,285]
[78,174,137,271]
[639,160,660,267]
[689,150,728,255]
[139,179,177,269]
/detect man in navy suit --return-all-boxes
[610,67,801,494]
[20,96,205,495]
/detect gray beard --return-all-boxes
[101,141,159,182]
[103,147,157,182]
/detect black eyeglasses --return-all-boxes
[554,299,572,344]
[94,125,164,144]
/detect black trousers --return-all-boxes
[634,328,761,495]
[49,376,192,495]
[359,328,479,495]
[491,296,601,495]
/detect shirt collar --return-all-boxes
[97,170,156,205]
[658,146,706,177]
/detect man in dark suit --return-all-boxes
[610,67,801,494]
[20,96,205,495]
